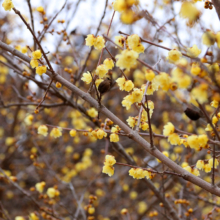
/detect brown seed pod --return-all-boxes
[184,107,201,121]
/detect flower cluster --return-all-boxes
[129,168,153,179]
[127,34,145,54]
[85,35,105,50]
[116,77,134,92]
[102,155,116,176]
[163,122,181,145]
[91,129,107,139]
[113,0,139,24]
[186,134,208,150]
[30,50,47,75]
[196,158,219,173]
[116,49,138,70]
[184,166,200,176]
[110,125,120,142]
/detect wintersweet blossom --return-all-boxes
[110,133,119,142]
[168,133,181,145]
[116,49,138,70]
[124,80,134,92]
[35,181,46,193]
[50,127,62,138]
[129,168,151,179]
[116,77,126,90]
[167,49,182,63]
[196,160,204,170]
[96,64,108,78]
[104,58,114,70]
[96,129,107,139]
[38,125,48,137]
[87,108,98,118]
[202,31,216,46]
[127,116,137,128]
[69,129,76,137]
[145,69,155,81]
[179,2,200,23]
[32,50,42,59]
[127,34,145,54]
[36,66,47,75]
[183,166,200,176]
[47,187,60,198]
[85,34,95,47]
[2,0,14,11]
[81,71,92,84]
[30,59,39,68]
[191,84,208,104]
[163,122,175,136]
[102,155,116,176]
[187,45,201,57]
[115,35,125,47]
[211,100,219,108]
[208,158,219,168]
[94,36,105,50]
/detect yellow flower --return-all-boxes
[138,201,147,214]
[196,160,204,170]
[21,46,28,54]
[187,135,199,149]
[15,217,25,220]
[183,166,200,176]
[102,165,114,176]
[187,45,201,58]
[129,168,149,179]
[171,67,191,89]
[104,58,114,70]
[191,63,201,75]
[87,108,98,118]
[32,50,42,59]
[208,158,219,168]
[141,122,149,131]
[127,116,136,128]
[204,163,212,173]
[124,80,134,92]
[155,72,171,91]
[69,129,77,137]
[116,77,126,90]
[205,124,213,131]
[211,100,219,108]
[168,133,181,145]
[181,162,189,168]
[113,0,126,12]
[94,36,105,50]
[115,35,126,47]
[198,134,208,148]
[29,213,39,220]
[120,9,135,24]
[122,94,133,110]
[2,0,14,11]
[145,69,155,81]
[191,84,208,104]
[96,129,107,139]
[24,115,34,126]
[102,155,116,176]
[95,78,103,88]
[202,31,216,46]
[85,34,95,47]
[131,88,144,103]
[47,187,59,198]
[179,2,200,23]
[110,133,119,142]
[163,122,175,136]
[30,59,38,68]
[81,71,92,84]
[50,127,62,138]
[35,181,46,193]
[37,6,44,13]
[88,207,95,214]
[96,64,108,78]
[104,155,116,166]
[212,116,218,124]
[216,32,220,48]
[116,49,138,70]
[38,125,48,137]
[127,34,144,54]
[167,49,182,63]
[36,66,47,75]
